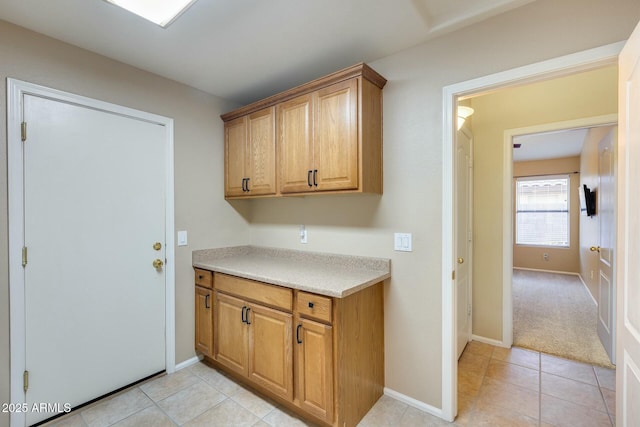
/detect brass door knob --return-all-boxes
[153,242,162,251]
[153,259,164,269]
[457,257,465,264]
[590,246,601,252]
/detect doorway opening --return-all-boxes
[508,122,617,369]
[441,41,623,421]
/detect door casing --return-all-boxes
[7,79,176,427]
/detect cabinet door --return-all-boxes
[248,303,294,400]
[195,286,212,357]
[247,107,276,195]
[224,116,248,197]
[314,79,358,191]
[278,94,314,194]
[215,292,249,376]
[296,318,334,423]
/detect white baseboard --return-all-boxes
[471,335,509,348]
[578,274,598,306]
[175,356,201,371]
[513,267,579,276]
[383,387,445,420]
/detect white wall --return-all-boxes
[0,20,249,427]
[1,0,639,423]
[248,0,639,407]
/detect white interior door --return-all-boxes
[597,129,616,364]
[23,93,167,425]
[456,127,473,359]
[617,19,640,426]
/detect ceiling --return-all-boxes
[513,128,589,162]
[0,0,535,105]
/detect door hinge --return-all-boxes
[23,370,29,392]
[452,270,456,280]
[22,246,28,267]
[468,304,472,316]
[21,122,27,142]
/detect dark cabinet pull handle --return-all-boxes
[198,275,203,280]
[242,178,251,192]
[205,294,210,309]
[245,307,251,325]
[313,169,318,187]
[296,324,303,344]
[307,170,313,187]
[241,306,247,323]
[308,301,314,309]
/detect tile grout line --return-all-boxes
[592,366,615,427]
[147,385,180,427]
[538,351,542,427]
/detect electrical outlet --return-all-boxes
[543,253,549,261]
[300,225,307,244]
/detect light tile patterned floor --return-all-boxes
[44,342,615,427]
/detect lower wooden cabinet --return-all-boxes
[214,292,248,375]
[194,286,213,356]
[194,268,213,358]
[248,303,293,400]
[295,317,334,424]
[195,270,384,427]
[215,288,294,401]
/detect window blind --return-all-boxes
[515,176,569,247]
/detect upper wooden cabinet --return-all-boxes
[221,63,386,198]
[279,79,359,194]
[224,107,276,198]
[278,94,313,193]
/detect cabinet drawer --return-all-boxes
[215,273,292,311]
[195,268,213,289]
[296,291,332,324]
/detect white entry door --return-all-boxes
[617,19,640,426]
[456,127,473,359]
[597,129,616,364]
[22,92,167,425]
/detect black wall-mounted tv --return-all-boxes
[579,184,596,217]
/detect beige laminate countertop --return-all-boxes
[192,246,390,298]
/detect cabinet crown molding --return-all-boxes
[221,63,387,122]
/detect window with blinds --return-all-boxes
[515,175,569,247]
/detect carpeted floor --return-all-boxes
[512,269,615,368]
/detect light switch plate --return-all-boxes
[394,233,412,252]
[177,230,188,246]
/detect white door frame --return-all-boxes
[7,79,176,427]
[441,41,623,421]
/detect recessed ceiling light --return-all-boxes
[104,0,198,28]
